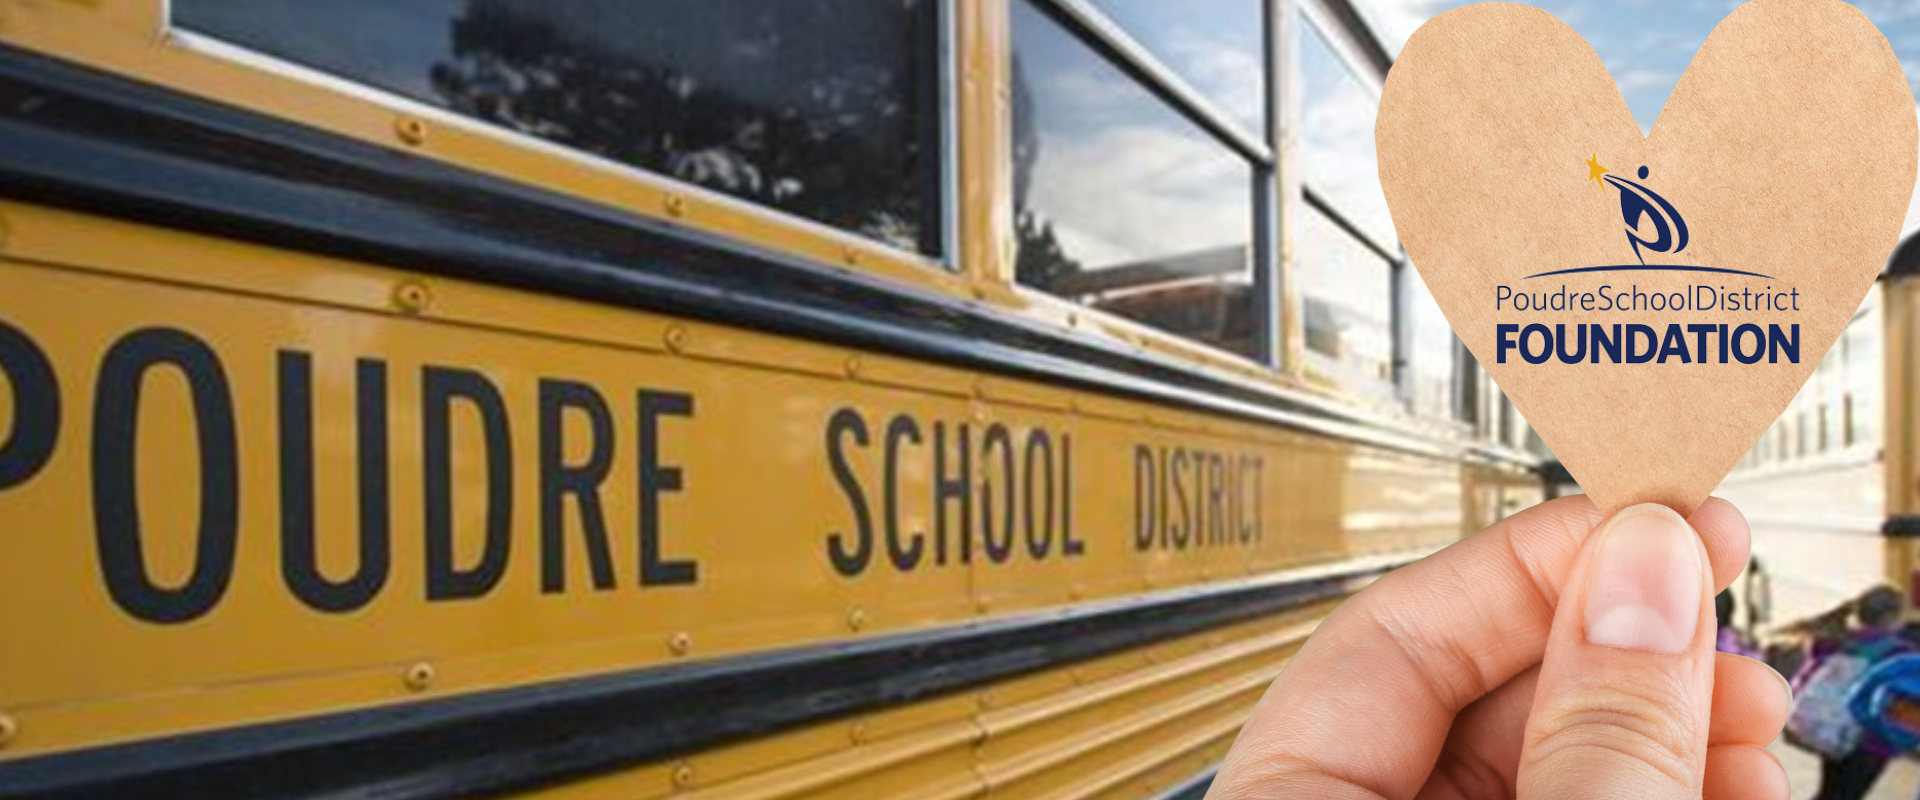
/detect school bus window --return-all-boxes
[1080,0,1268,134]
[1296,14,1394,250]
[1299,203,1393,397]
[1405,265,1458,420]
[1010,0,1264,359]
[1452,352,1481,427]
[174,0,946,257]
[1850,392,1874,448]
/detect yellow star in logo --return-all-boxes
[1585,152,1610,189]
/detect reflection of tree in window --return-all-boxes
[177,0,941,254]
[427,0,940,254]
[1007,0,1258,358]
[1012,56,1085,292]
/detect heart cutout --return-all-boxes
[1377,0,1917,514]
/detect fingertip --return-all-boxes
[1709,652,1791,747]
[1688,496,1751,591]
[1703,743,1789,800]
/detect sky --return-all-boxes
[1357,0,1920,230]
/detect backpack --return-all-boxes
[1787,652,1873,757]
[1787,636,1911,757]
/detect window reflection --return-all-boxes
[1406,266,1457,420]
[177,0,944,256]
[1012,0,1259,359]
[1083,0,1267,135]
[1298,17,1394,247]
[1298,204,1392,395]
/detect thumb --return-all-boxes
[1517,503,1716,798]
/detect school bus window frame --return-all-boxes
[1008,0,1283,369]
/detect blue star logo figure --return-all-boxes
[1588,158,1688,265]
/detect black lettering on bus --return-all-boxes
[979,423,1015,564]
[638,390,697,586]
[883,414,924,571]
[1027,430,1057,560]
[1060,434,1083,558]
[0,320,58,490]
[1132,444,1153,553]
[825,408,873,577]
[1208,453,1226,547]
[539,379,616,594]
[279,352,391,613]
[92,328,238,624]
[1170,448,1191,549]
[932,421,971,566]
[422,366,513,601]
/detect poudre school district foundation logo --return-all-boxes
[1491,154,1801,366]
[1590,154,1687,267]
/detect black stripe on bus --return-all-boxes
[1883,515,1920,538]
[0,45,1515,467]
[0,564,1372,800]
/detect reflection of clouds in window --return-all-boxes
[1034,122,1249,270]
[1084,0,1266,134]
[1015,0,1251,273]
[1405,265,1457,418]
[1298,18,1396,246]
[1299,204,1392,391]
[1012,0,1257,358]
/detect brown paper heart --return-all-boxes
[1377,0,1917,515]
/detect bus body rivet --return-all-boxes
[668,631,692,656]
[393,281,431,314]
[394,116,428,146]
[671,761,695,788]
[664,195,686,218]
[664,326,687,353]
[403,662,435,692]
[844,355,862,379]
[0,713,17,748]
[842,246,861,266]
[847,606,868,631]
[849,720,870,744]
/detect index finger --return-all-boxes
[1208,495,1750,800]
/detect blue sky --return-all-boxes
[1360,0,1920,224]
[1364,0,1920,128]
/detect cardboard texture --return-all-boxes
[1377,0,1917,515]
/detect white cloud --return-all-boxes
[1616,68,1673,93]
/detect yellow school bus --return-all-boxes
[0,1,1543,798]
[1714,230,1920,638]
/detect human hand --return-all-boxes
[1208,497,1789,799]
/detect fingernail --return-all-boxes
[1584,505,1702,654]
